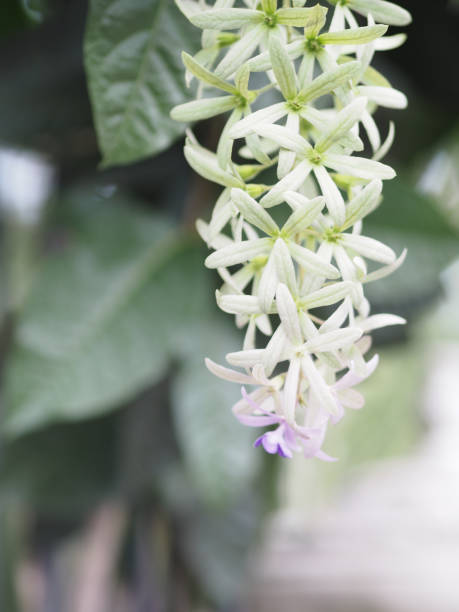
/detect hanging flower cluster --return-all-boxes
[171,0,411,460]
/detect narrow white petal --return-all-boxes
[301,353,339,416]
[243,316,257,350]
[217,292,262,315]
[357,313,406,332]
[276,6,327,27]
[205,358,256,384]
[358,85,407,109]
[299,311,319,342]
[284,358,301,422]
[334,244,357,281]
[298,52,315,89]
[273,238,297,295]
[348,0,412,27]
[190,8,261,30]
[342,179,382,229]
[305,327,362,353]
[298,60,361,103]
[226,348,265,368]
[171,96,236,122]
[340,233,396,264]
[300,281,354,309]
[313,165,346,226]
[329,4,345,33]
[261,160,313,208]
[244,132,272,165]
[219,264,254,294]
[363,248,407,282]
[319,24,387,45]
[374,33,407,51]
[205,237,272,268]
[315,97,368,154]
[325,152,396,180]
[208,201,234,241]
[257,249,278,313]
[247,39,304,72]
[185,144,244,187]
[361,109,381,153]
[196,219,232,249]
[278,113,300,178]
[181,51,237,94]
[276,283,302,346]
[255,314,273,336]
[255,124,311,155]
[319,300,350,333]
[268,33,298,100]
[217,108,242,168]
[229,102,288,139]
[231,188,279,235]
[263,325,289,377]
[282,194,325,235]
[373,121,395,161]
[289,241,341,279]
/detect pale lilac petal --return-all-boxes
[333,354,379,390]
[315,449,339,462]
[238,414,282,427]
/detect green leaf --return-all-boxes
[2,190,211,437]
[0,414,118,517]
[84,0,200,167]
[171,319,260,508]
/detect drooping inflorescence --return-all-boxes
[171,0,411,460]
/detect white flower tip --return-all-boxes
[276,282,290,301]
[354,96,368,111]
[195,218,209,243]
[230,187,244,199]
[368,354,379,372]
[204,357,220,376]
[387,314,407,326]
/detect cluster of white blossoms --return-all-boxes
[172,0,411,460]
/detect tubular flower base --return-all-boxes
[172,0,411,460]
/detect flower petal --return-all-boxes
[276,283,302,346]
[231,188,279,235]
[261,159,313,208]
[325,152,396,180]
[205,237,272,268]
[340,233,396,264]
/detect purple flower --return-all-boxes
[237,388,336,461]
[254,423,296,458]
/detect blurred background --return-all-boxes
[0,1,458,611]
